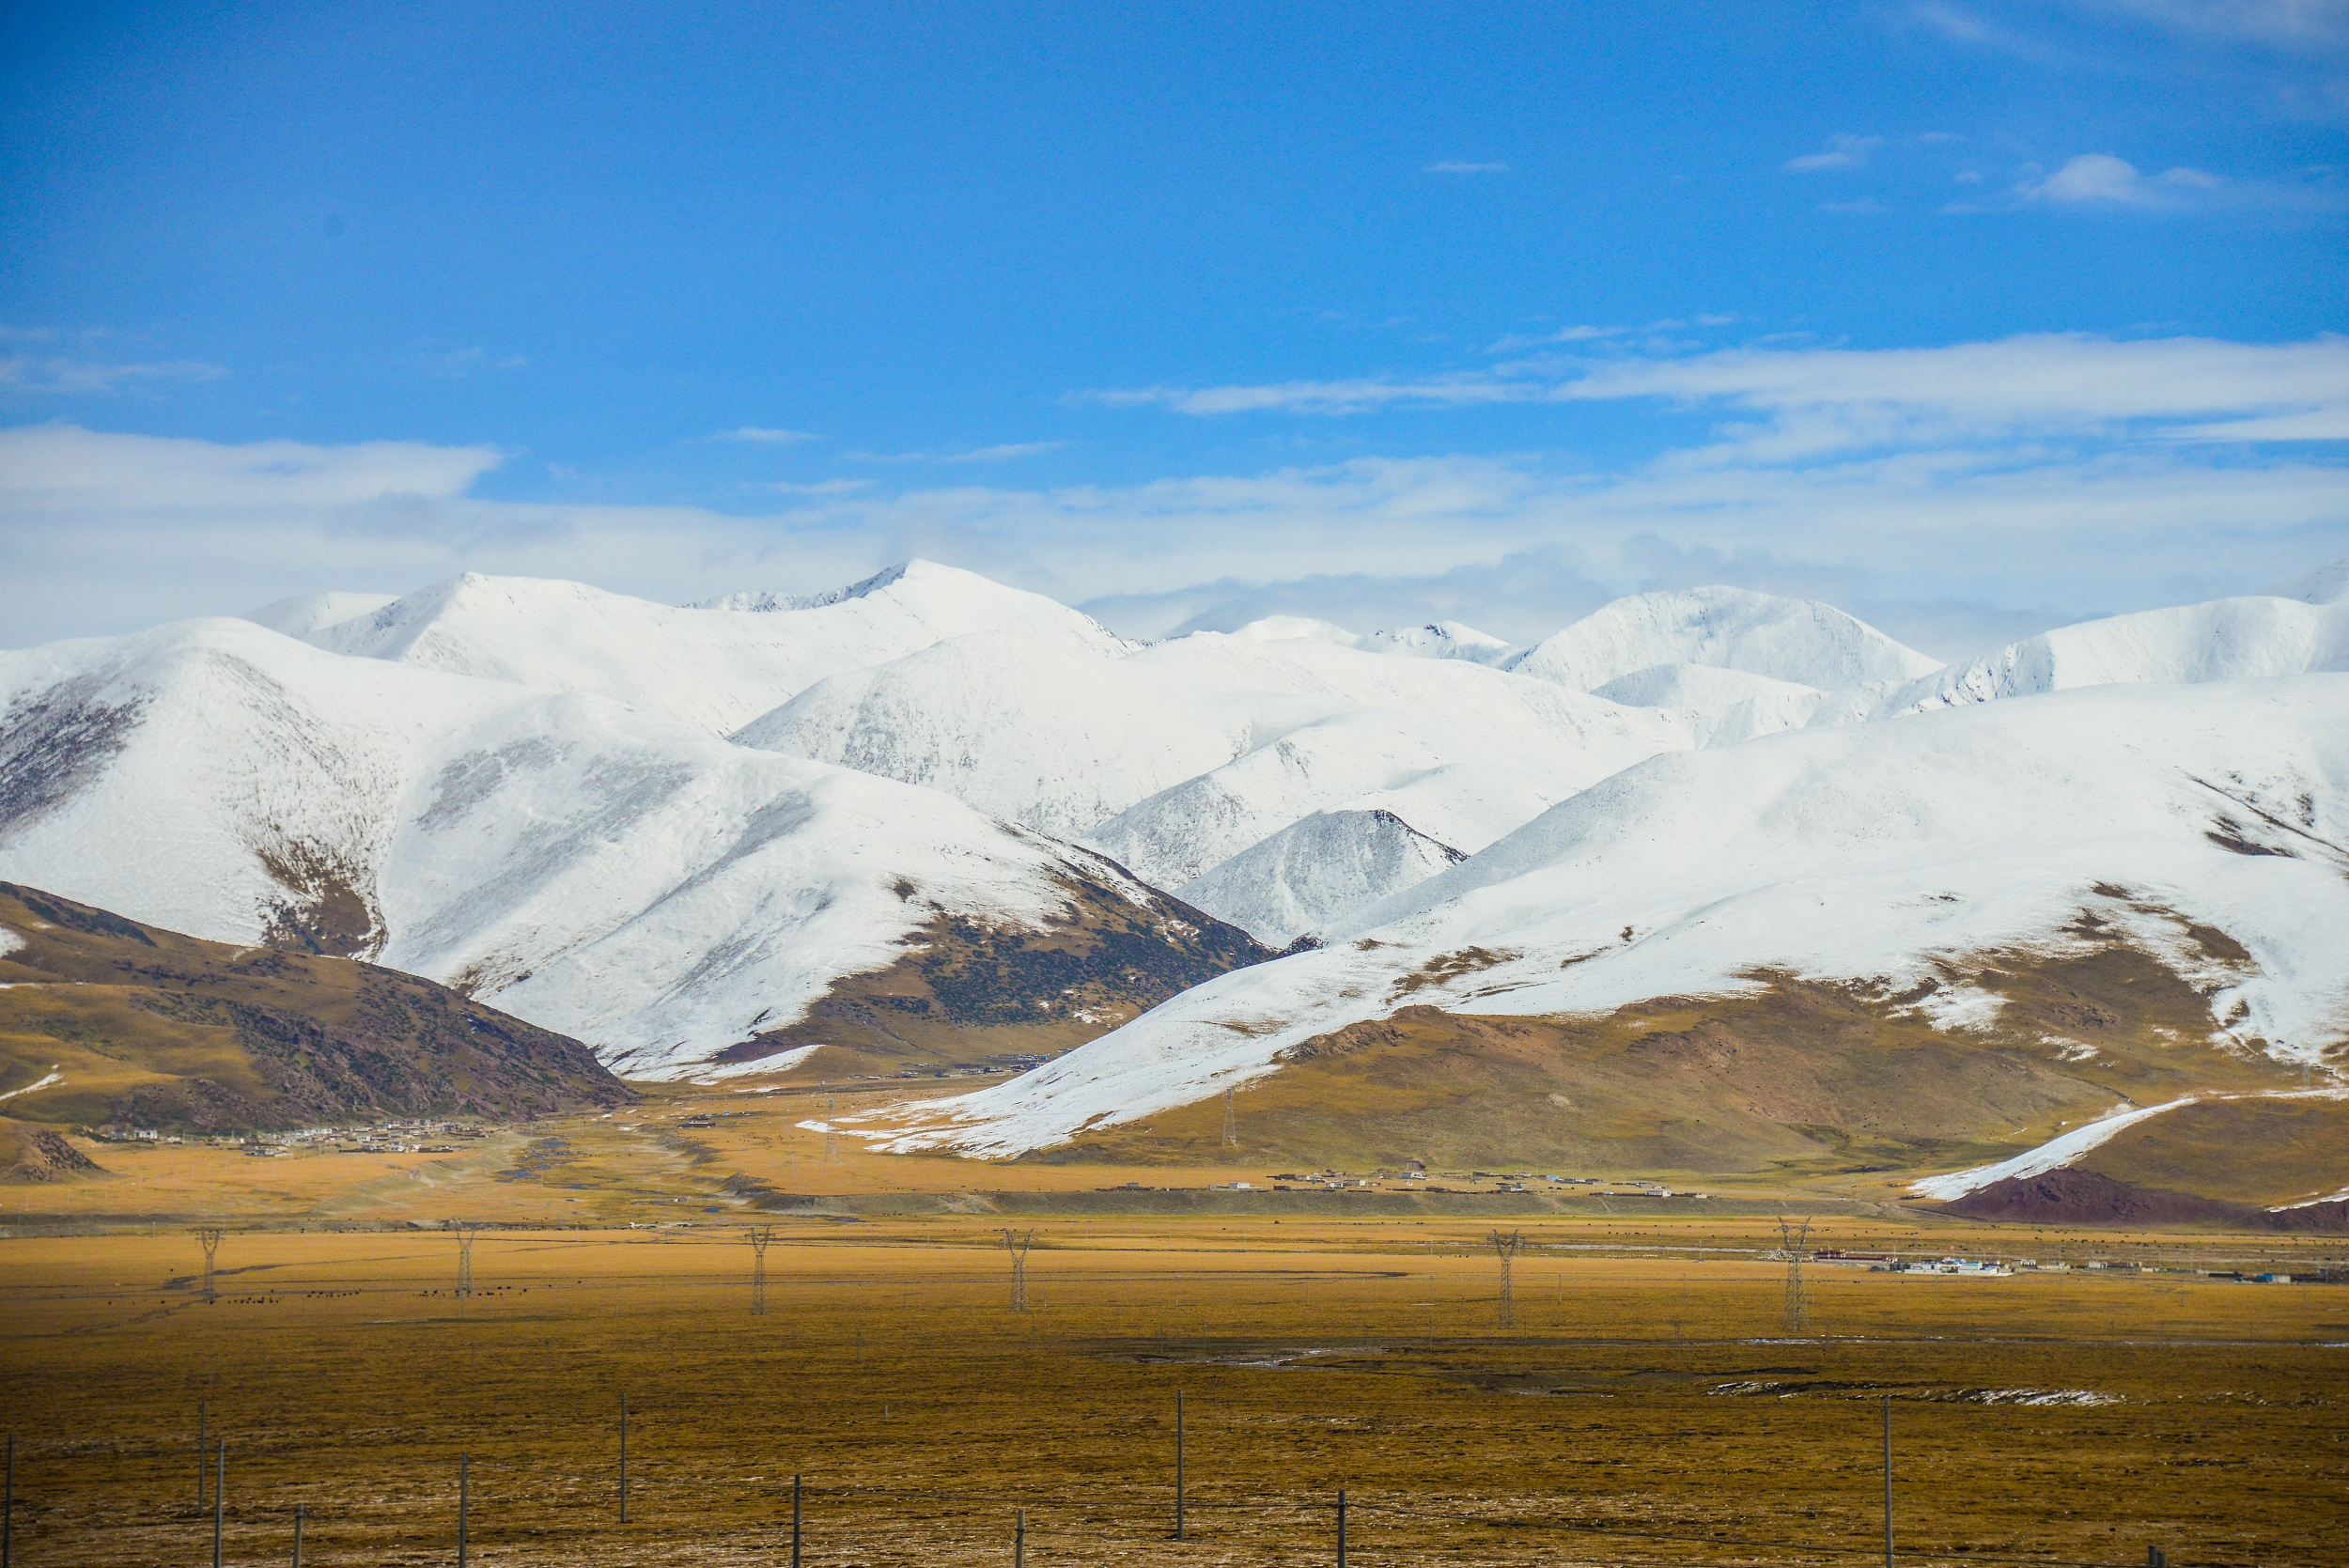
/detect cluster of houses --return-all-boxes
[88,1120,490,1157]
[1253,1168,1709,1198]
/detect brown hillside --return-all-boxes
[1020,940,2315,1192]
[712,870,1272,1076]
[0,881,633,1135]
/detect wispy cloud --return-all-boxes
[425,347,529,377]
[2091,0,2349,49]
[746,477,873,495]
[1784,134,1884,172]
[1424,160,1510,174]
[708,426,823,443]
[0,355,226,395]
[8,380,2341,659]
[1085,334,2349,459]
[845,442,1068,463]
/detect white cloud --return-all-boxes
[2017,152,2225,209]
[1784,135,1885,172]
[1425,160,1510,174]
[1089,334,2349,457]
[7,332,2343,658]
[708,427,823,443]
[0,355,226,394]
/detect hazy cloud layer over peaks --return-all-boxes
[7,330,2341,660]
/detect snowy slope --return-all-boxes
[283,561,1132,737]
[244,591,400,639]
[1514,586,1941,693]
[1888,597,2349,715]
[736,629,1688,914]
[2273,555,2349,605]
[856,675,2349,1156]
[1172,808,1465,949]
[0,617,1199,1077]
[1231,615,1522,665]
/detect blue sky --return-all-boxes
[4,0,2345,651]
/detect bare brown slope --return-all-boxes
[1023,940,2310,1182]
[712,871,1273,1076]
[0,882,634,1134]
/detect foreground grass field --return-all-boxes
[2,1217,2343,1567]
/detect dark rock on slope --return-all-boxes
[0,881,634,1133]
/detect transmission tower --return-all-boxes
[823,1095,841,1165]
[748,1225,775,1315]
[1003,1227,1035,1312]
[1777,1217,1813,1334]
[1221,1086,1237,1148]
[194,1227,224,1300]
[455,1223,477,1295]
[1487,1229,1523,1330]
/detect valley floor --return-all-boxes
[1,1082,2344,1566]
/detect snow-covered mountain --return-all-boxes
[1231,615,1523,665]
[733,628,1687,937]
[855,672,2349,1158]
[252,561,1131,737]
[1512,585,1943,692]
[1885,595,2349,715]
[0,616,1263,1078]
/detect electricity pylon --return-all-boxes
[1488,1229,1523,1330]
[1777,1217,1813,1334]
[748,1225,775,1315]
[1221,1086,1237,1148]
[1003,1228,1035,1312]
[194,1228,224,1300]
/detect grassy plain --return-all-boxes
[3,1079,2345,1565]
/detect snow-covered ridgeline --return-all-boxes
[260,561,1134,737]
[853,674,2349,1157]
[0,617,1174,1076]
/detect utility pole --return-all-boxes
[1003,1228,1034,1312]
[749,1225,775,1315]
[1174,1389,1186,1541]
[1883,1394,1893,1568]
[1336,1487,1348,1568]
[1780,1217,1813,1334]
[1015,1506,1026,1568]
[1487,1229,1522,1330]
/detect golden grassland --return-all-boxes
[2,1223,2346,1566]
[3,1079,2345,1565]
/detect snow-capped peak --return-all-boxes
[259,563,1133,736]
[2272,555,2349,606]
[1225,614,1520,665]
[1513,585,1942,693]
